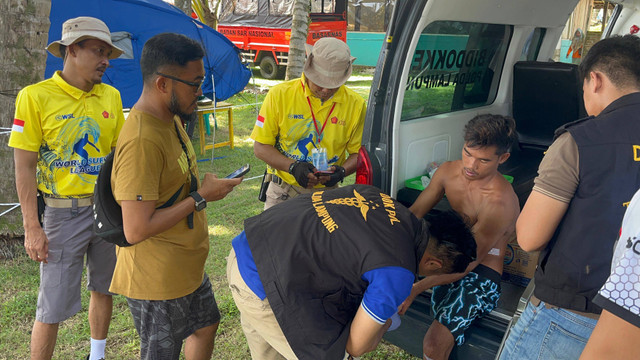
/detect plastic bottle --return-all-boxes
[312,148,329,171]
[318,148,328,171]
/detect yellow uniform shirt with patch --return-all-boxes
[8,71,125,197]
[251,73,366,187]
[109,108,208,300]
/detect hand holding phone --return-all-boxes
[225,164,250,179]
[322,165,346,187]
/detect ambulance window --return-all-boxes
[270,0,294,16]
[401,21,512,121]
[234,0,258,15]
[520,28,546,61]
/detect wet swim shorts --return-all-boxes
[431,264,501,345]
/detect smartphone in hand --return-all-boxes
[225,164,250,179]
[314,170,334,176]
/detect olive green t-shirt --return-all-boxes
[109,108,208,300]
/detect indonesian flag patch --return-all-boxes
[12,119,25,133]
[255,115,265,128]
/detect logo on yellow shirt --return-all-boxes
[55,113,75,121]
[177,152,189,174]
[330,116,346,126]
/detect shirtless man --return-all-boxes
[398,114,520,360]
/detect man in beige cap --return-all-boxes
[251,37,366,209]
[9,16,125,360]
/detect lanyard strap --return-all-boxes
[306,96,336,144]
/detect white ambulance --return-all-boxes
[355,0,640,358]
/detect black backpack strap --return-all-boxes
[157,186,184,209]
[173,121,196,229]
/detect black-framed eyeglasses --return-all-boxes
[156,71,204,91]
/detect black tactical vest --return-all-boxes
[244,184,426,359]
[534,93,640,314]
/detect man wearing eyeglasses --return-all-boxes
[8,16,125,360]
[109,33,241,359]
[398,114,520,360]
[227,184,477,360]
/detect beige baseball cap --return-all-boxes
[46,16,124,59]
[303,38,356,89]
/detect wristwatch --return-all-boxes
[189,191,206,211]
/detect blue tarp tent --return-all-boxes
[45,0,251,108]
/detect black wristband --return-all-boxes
[288,161,298,175]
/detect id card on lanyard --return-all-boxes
[306,96,336,169]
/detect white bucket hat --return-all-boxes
[303,38,356,89]
[46,16,124,59]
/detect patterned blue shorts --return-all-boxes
[431,264,501,345]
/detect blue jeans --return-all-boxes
[498,299,597,360]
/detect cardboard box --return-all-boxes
[502,239,539,287]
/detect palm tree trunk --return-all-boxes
[286,0,311,80]
[0,0,51,234]
[198,0,220,29]
[175,0,192,16]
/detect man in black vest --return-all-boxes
[499,35,640,360]
[227,184,476,360]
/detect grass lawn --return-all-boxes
[0,67,416,359]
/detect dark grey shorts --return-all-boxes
[126,275,221,360]
[38,205,116,324]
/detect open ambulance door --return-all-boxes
[361,0,580,197]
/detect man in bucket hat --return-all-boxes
[251,37,366,209]
[9,16,125,360]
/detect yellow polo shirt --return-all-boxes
[8,71,125,197]
[250,73,366,187]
